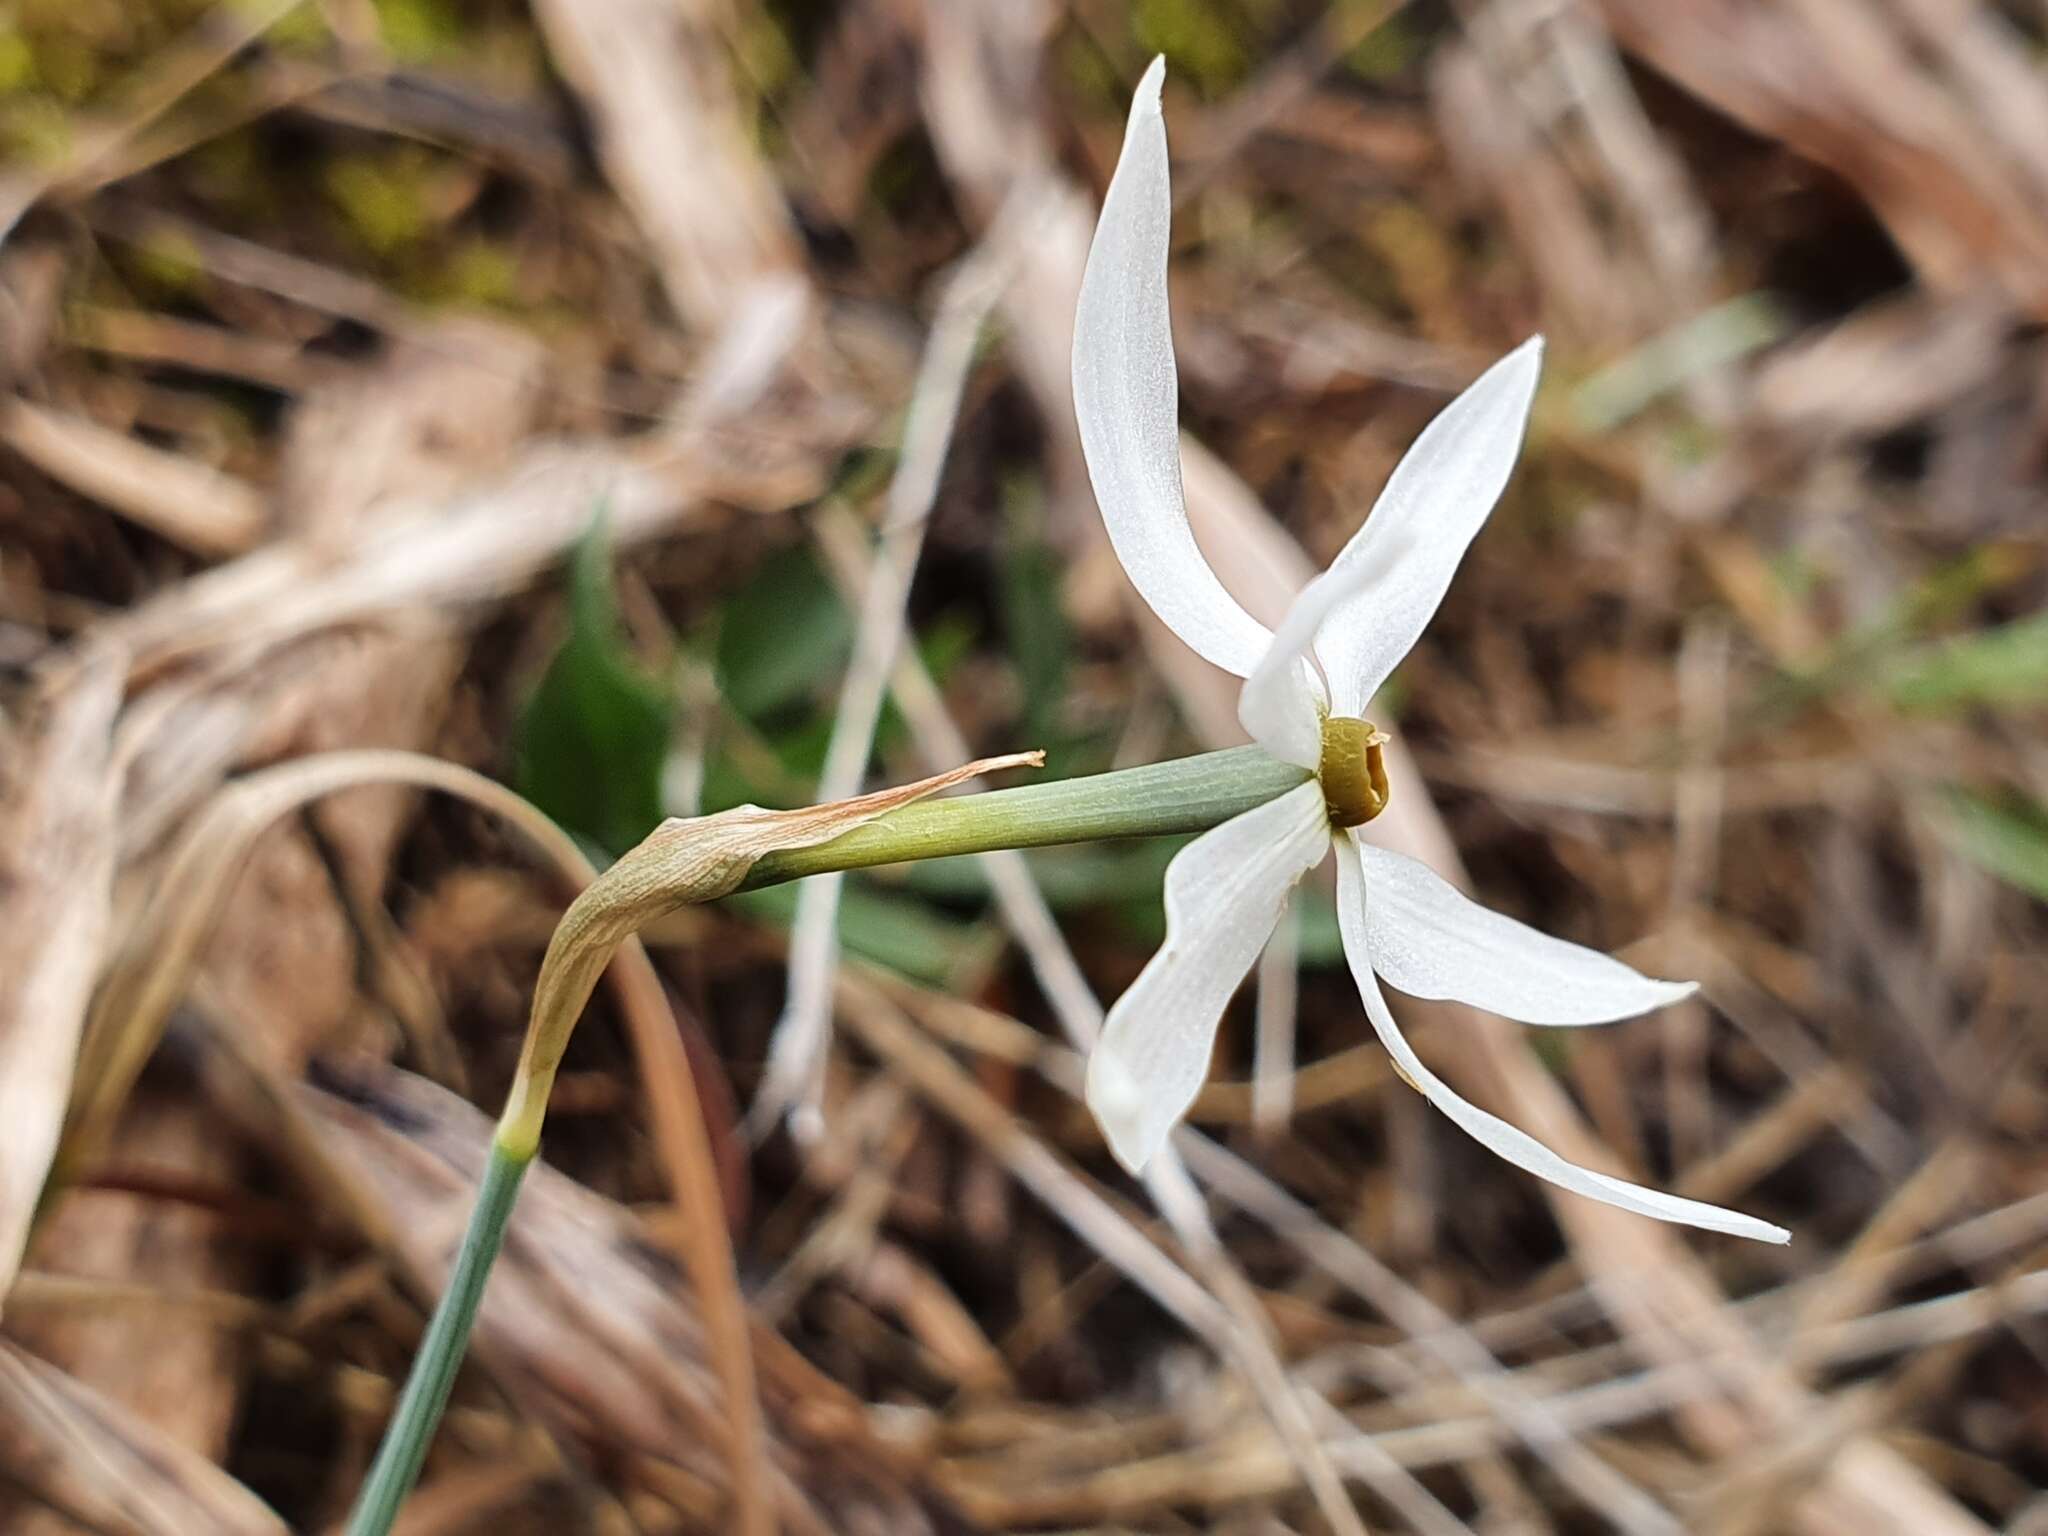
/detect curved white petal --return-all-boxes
[1073,56,1275,678]
[1236,635,1324,767]
[1317,338,1545,716]
[1237,517,1415,766]
[1357,841,1696,1023]
[1334,839,1789,1243]
[1088,782,1331,1172]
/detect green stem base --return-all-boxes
[345,1141,531,1536]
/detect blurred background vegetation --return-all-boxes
[1,1,2045,1532]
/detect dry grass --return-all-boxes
[1,1,2045,1532]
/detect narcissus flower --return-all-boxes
[1072,58,1788,1244]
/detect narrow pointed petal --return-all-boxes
[1235,691,1325,772]
[1356,841,1696,1023]
[1073,57,1275,678]
[1088,782,1331,1172]
[1334,840,1789,1243]
[1316,338,1544,716]
[1235,629,1324,767]
[1236,525,1410,766]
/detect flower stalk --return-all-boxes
[740,744,1310,888]
[345,742,1313,1534]
[344,1142,528,1536]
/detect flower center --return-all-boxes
[1319,716,1391,828]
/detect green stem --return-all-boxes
[739,744,1309,890]
[346,743,1309,1535]
[345,1140,530,1536]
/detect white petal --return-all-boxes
[1088,782,1331,1172]
[1356,840,1696,1023]
[1237,630,1325,768]
[1236,519,1413,766]
[1334,839,1789,1243]
[1072,56,1275,679]
[1316,338,1545,716]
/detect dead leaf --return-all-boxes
[0,398,268,559]
[4,1088,244,1505]
[0,650,122,1306]
[527,0,801,330]
[0,1337,287,1536]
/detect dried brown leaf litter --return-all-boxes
[0,1337,289,1536]
[0,652,121,1303]
[2,0,2045,1532]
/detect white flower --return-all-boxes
[1072,58,1788,1244]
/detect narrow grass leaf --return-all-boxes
[514,518,674,854]
[1935,786,2048,901]
[1886,610,2048,713]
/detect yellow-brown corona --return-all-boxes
[1318,715,1390,828]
